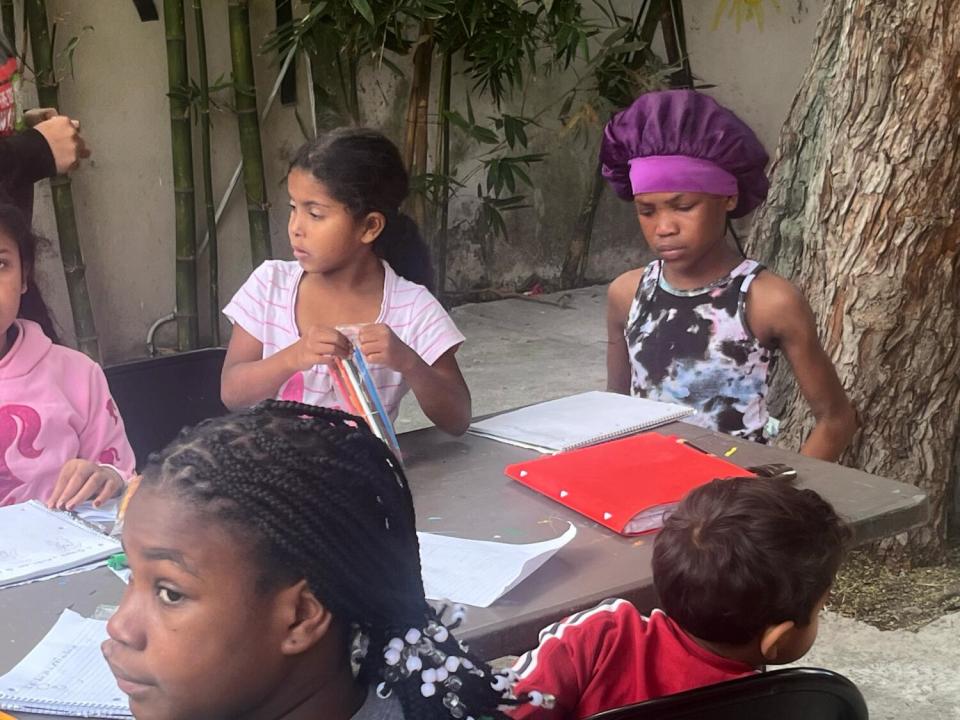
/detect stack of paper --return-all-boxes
[0,609,132,718]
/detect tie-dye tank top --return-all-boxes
[624,259,774,442]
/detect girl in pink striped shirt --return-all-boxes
[222,129,471,434]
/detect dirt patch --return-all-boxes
[829,542,960,631]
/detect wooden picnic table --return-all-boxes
[0,420,928,718]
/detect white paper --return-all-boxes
[418,523,577,608]
[0,501,121,588]
[0,609,132,718]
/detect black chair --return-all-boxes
[587,668,868,720]
[105,348,228,468]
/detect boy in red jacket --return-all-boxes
[510,476,849,719]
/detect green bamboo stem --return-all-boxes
[227,0,271,267]
[163,0,198,351]
[24,0,101,361]
[1,0,15,52]
[192,0,219,345]
[560,160,604,288]
[434,49,452,299]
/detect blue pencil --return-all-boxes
[352,347,401,454]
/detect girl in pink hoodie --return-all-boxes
[0,202,134,507]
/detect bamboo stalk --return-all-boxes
[1,0,15,52]
[227,0,271,267]
[409,32,433,229]
[402,21,432,173]
[24,0,101,361]
[434,49,452,299]
[560,161,604,288]
[192,0,218,346]
[163,0,198,351]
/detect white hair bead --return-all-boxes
[376,682,392,699]
[388,637,404,652]
[384,648,401,666]
[529,690,544,707]
[422,668,438,684]
[405,628,422,644]
[445,656,461,672]
[405,655,423,673]
[421,682,437,698]
[435,667,449,682]
[434,626,449,643]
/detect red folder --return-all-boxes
[505,433,755,535]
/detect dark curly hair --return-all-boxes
[653,476,850,645]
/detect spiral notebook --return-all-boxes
[468,391,695,453]
[0,500,121,588]
[0,609,132,718]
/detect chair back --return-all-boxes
[105,348,228,468]
[587,667,868,720]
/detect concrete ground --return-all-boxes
[396,286,959,720]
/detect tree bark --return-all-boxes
[747,0,960,563]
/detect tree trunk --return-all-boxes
[747,0,960,564]
[25,0,101,361]
[227,0,272,268]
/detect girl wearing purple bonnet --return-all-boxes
[604,90,856,461]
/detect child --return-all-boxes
[603,90,856,460]
[0,202,134,507]
[222,128,471,435]
[102,400,543,720]
[509,476,850,719]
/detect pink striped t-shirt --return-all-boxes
[222,260,465,420]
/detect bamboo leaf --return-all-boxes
[348,0,375,27]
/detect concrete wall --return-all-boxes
[20,0,823,361]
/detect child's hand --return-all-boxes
[47,460,124,511]
[289,326,351,371]
[358,323,419,373]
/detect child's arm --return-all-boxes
[221,324,350,410]
[358,324,471,435]
[606,269,644,394]
[747,274,857,461]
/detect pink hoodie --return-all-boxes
[0,319,135,505]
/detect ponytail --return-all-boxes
[375,212,435,292]
[291,128,437,292]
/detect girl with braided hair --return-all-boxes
[102,400,543,720]
[222,128,470,436]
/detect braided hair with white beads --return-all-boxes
[140,400,544,720]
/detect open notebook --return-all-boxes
[0,609,132,718]
[0,500,121,588]
[469,391,694,453]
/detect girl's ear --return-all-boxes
[277,580,335,656]
[725,195,738,212]
[758,619,796,662]
[360,212,386,246]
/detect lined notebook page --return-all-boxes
[468,391,694,452]
[0,501,121,588]
[0,609,132,718]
